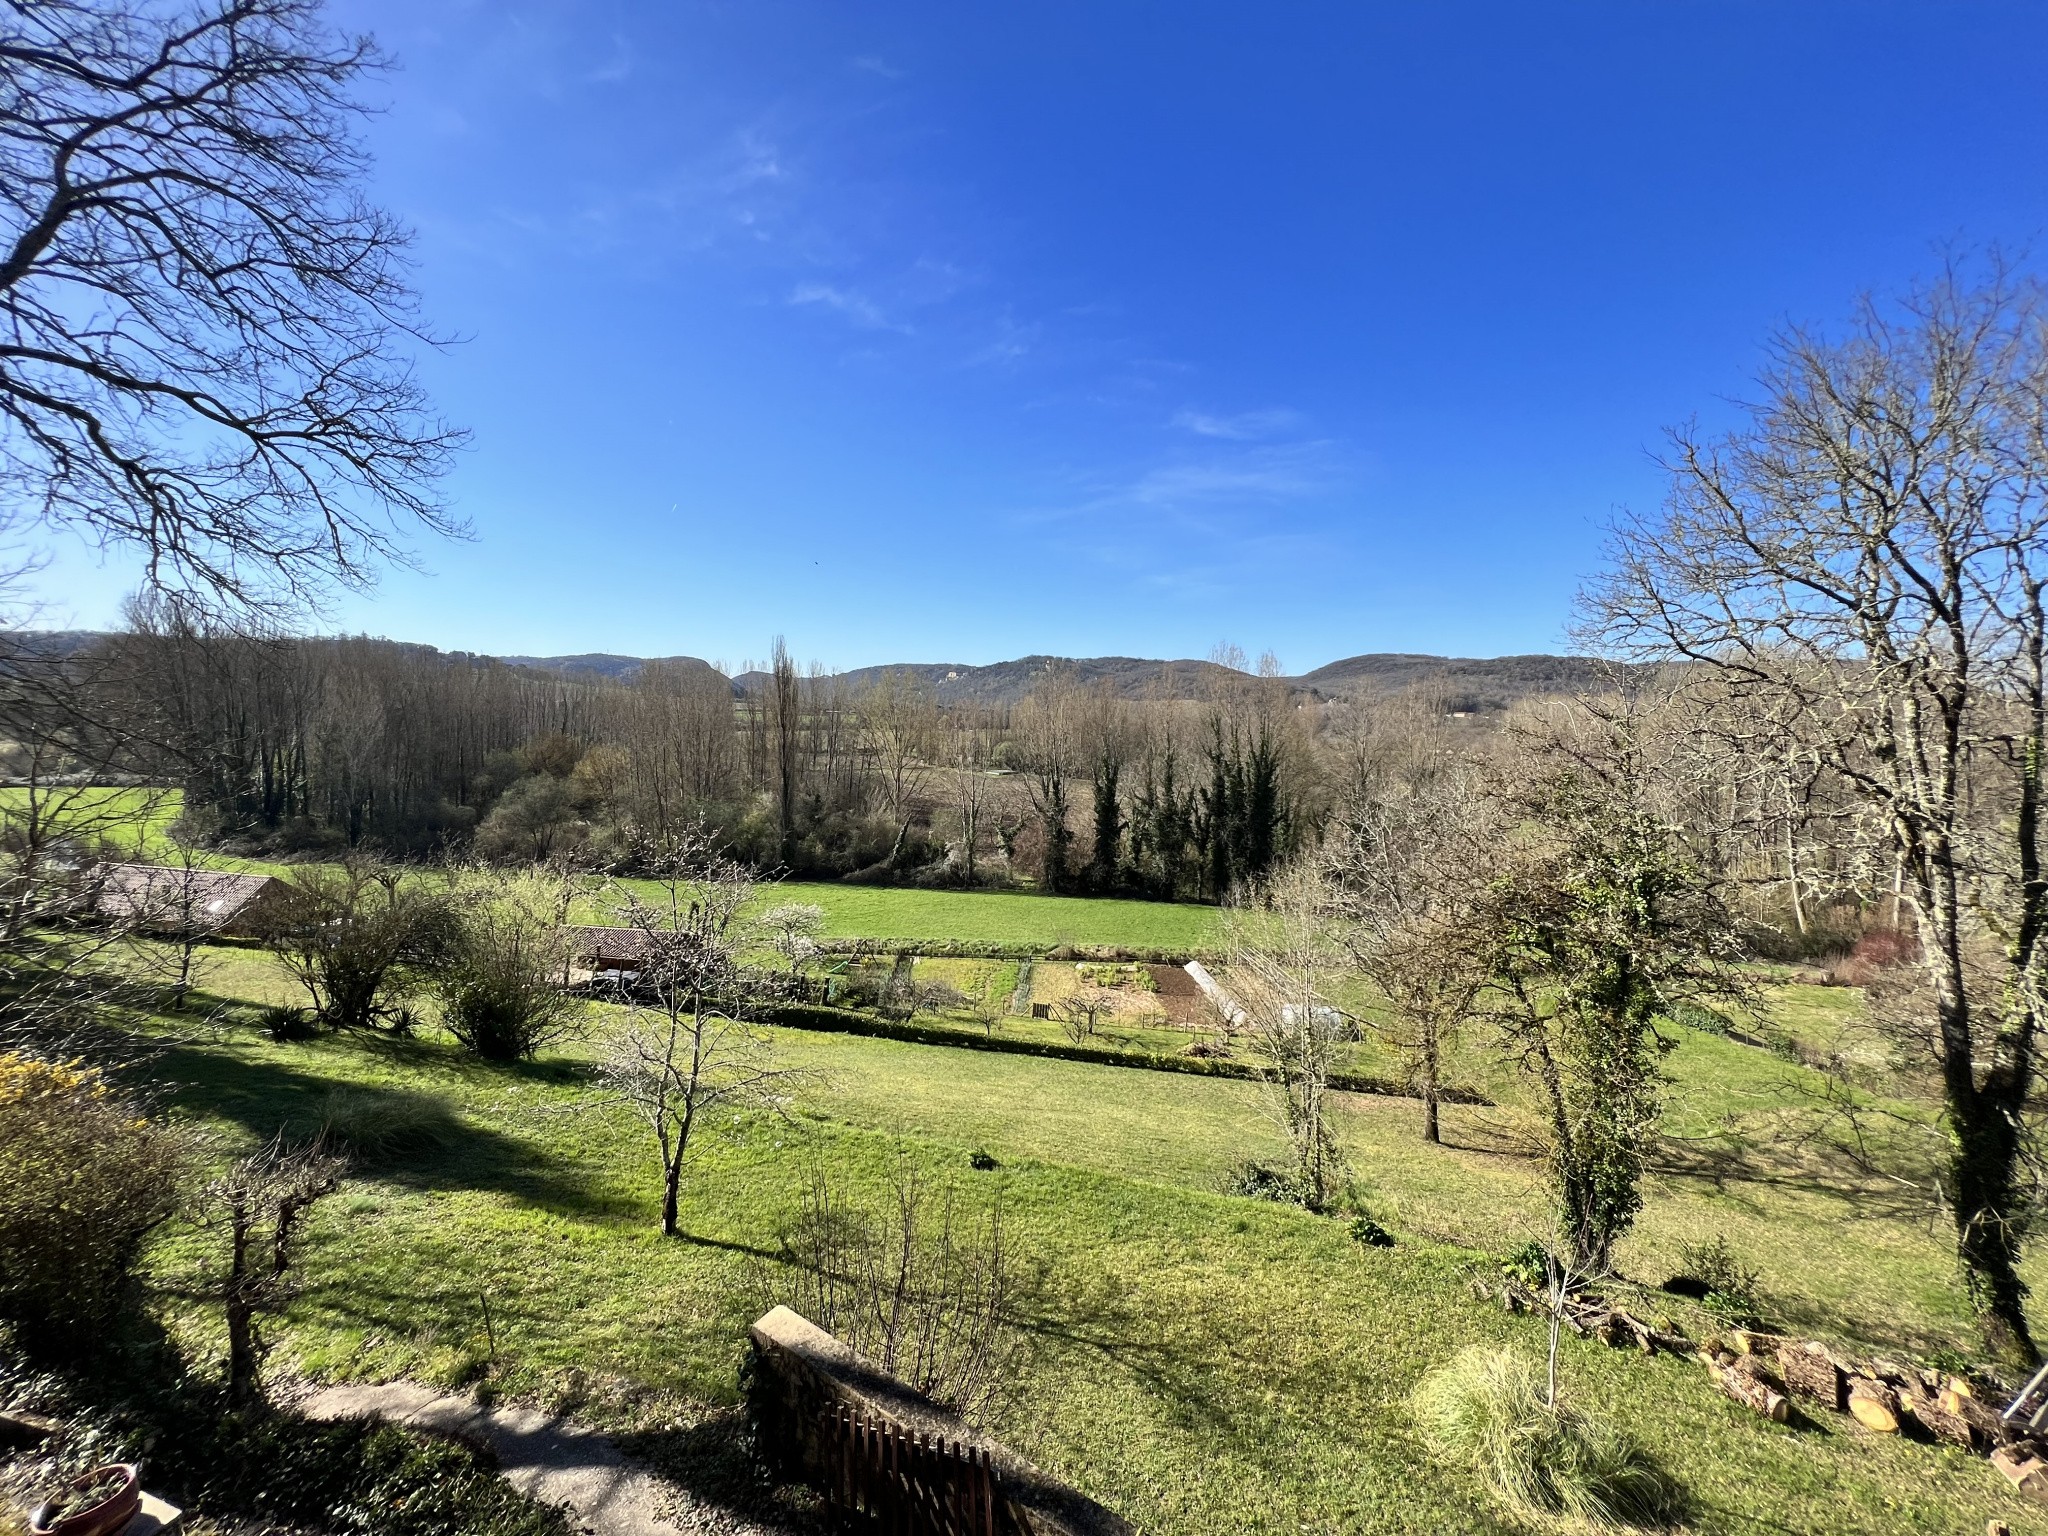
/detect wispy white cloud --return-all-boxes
[1017,436,1344,533]
[1121,443,1330,506]
[1171,407,1303,441]
[850,55,905,80]
[583,32,634,85]
[966,311,1039,367]
[789,282,905,332]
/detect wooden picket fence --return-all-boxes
[819,1398,1003,1535]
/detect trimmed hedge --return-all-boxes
[759,1002,1493,1106]
[815,938,1218,964]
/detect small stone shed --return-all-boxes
[93,862,292,937]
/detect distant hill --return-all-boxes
[717,651,1619,710]
[1294,653,1625,711]
[497,652,724,684]
[27,632,1613,713]
[729,655,1252,705]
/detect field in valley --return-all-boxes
[22,790,2036,1530]
[127,935,2042,1536]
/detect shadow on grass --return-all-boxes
[142,1037,634,1225]
[615,1411,821,1535]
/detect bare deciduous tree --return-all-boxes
[860,671,938,824]
[1227,863,1351,1211]
[778,1161,1022,1423]
[945,707,994,882]
[1014,669,1079,892]
[1588,260,2048,1360]
[1059,982,1122,1043]
[1325,741,1496,1145]
[598,828,798,1236]
[259,858,453,1031]
[0,0,464,616]
[206,1135,345,1406]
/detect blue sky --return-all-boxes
[35,1,2048,672]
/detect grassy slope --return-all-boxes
[136,948,2046,1536]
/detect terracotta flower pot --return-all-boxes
[29,1463,141,1536]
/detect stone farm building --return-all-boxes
[94,863,293,938]
[568,924,649,981]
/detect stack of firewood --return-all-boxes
[1470,1276,2048,1503]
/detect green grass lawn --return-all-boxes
[0,784,182,856]
[33,786,1225,953]
[733,881,1223,951]
[117,943,2048,1536]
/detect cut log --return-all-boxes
[1945,1389,2012,1446]
[1905,1393,1983,1451]
[1727,1328,1784,1357]
[1714,1359,1790,1423]
[1605,1309,1670,1355]
[1848,1377,1902,1434]
[1775,1344,1846,1412]
[1993,1445,2048,1503]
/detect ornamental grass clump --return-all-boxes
[0,1054,187,1353]
[1412,1347,1677,1529]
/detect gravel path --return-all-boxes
[302,1383,793,1536]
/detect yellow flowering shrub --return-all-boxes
[0,1053,187,1350]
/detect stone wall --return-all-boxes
[747,1306,1131,1536]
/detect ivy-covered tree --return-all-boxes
[1478,704,1749,1273]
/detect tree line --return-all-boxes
[65,613,1328,897]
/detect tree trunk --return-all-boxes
[661,1157,681,1238]
[1774,1343,1845,1411]
[1922,833,2040,1367]
[1711,1359,1789,1422]
[1420,1025,1441,1145]
[226,1207,258,1406]
[1950,1095,2039,1365]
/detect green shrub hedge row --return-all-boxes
[758,1002,1493,1105]
[814,938,1218,963]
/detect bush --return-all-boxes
[435,872,584,1061]
[1827,924,1923,987]
[1227,1158,1303,1203]
[259,862,457,1032]
[0,1055,187,1352]
[1413,1347,1678,1528]
[0,1360,570,1536]
[1666,1000,1731,1036]
[1350,1216,1395,1248]
[1666,1235,1765,1328]
[1501,1239,1553,1290]
[259,1003,316,1041]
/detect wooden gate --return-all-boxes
[819,1399,1002,1536]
